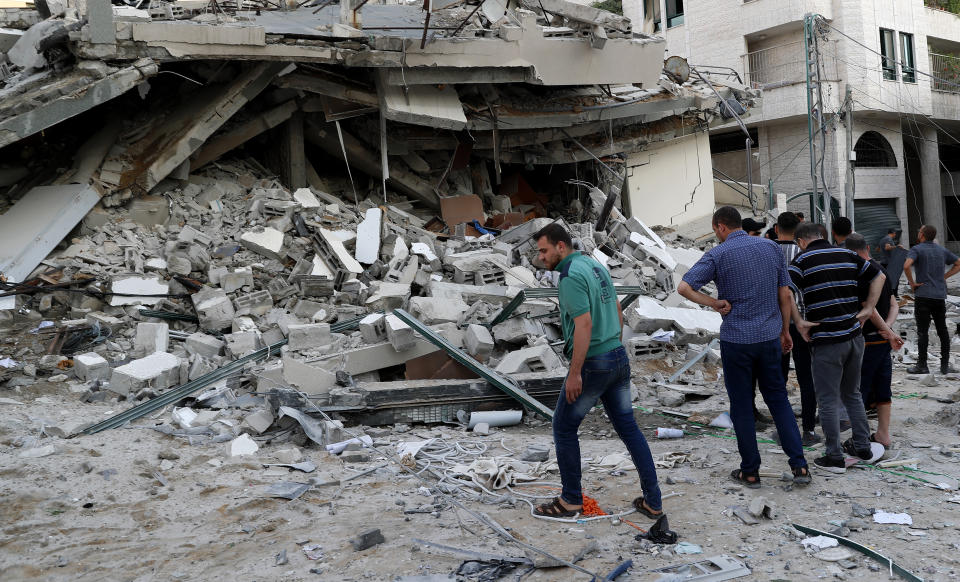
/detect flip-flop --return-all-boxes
[730,468,761,489]
[533,497,580,518]
[631,497,664,519]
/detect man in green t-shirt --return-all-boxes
[530,224,663,520]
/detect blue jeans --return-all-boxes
[720,339,808,473]
[553,346,662,509]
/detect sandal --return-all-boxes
[730,469,761,489]
[632,497,664,519]
[533,497,580,518]
[791,465,812,485]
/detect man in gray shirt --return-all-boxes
[877,228,899,268]
[903,225,960,374]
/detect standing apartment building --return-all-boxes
[623,0,960,250]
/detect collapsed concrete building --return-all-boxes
[0,0,752,429]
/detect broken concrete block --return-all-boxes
[521,444,550,462]
[220,267,254,293]
[185,332,225,358]
[275,447,303,464]
[224,331,261,357]
[492,317,544,344]
[109,275,169,307]
[109,351,180,396]
[281,354,338,394]
[359,313,387,345]
[228,433,259,457]
[43,419,92,438]
[365,282,411,312]
[494,345,563,375]
[242,407,275,434]
[178,225,213,247]
[74,352,110,382]
[656,386,685,407]
[287,323,332,351]
[240,227,285,260]
[355,207,382,265]
[408,296,469,325]
[134,322,169,355]
[192,287,235,331]
[464,324,494,361]
[473,422,491,435]
[384,314,415,352]
[352,529,385,551]
[293,187,322,210]
[233,289,273,316]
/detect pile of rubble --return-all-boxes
[1,152,724,443]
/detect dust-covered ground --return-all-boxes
[1,313,960,582]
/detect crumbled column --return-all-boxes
[287,323,332,351]
[74,352,110,382]
[185,332,225,358]
[240,227,285,260]
[384,314,415,352]
[134,322,169,355]
[464,324,494,361]
[192,287,235,331]
[109,352,181,396]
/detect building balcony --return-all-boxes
[926,3,960,44]
[740,0,832,37]
[930,52,960,119]
[742,40,838,89]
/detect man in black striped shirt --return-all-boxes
[789,222,886,473]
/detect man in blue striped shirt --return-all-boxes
[789,222,886,473]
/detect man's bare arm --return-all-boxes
[564,312,592,403]
[677,281,731,315]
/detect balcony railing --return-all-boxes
[742,40,839,89]
[930,53,960,94]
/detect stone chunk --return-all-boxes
[494,345,563,375]
[228,433,259,457]
[384,314,415,352]
[242,407,275,434]
[185,332,225,358]
[233,290,273,316]
[408,296,468,325]
[351,529,385,551]
[293,187,322,209]
[110,275,169,307]
[287,323,332,351]
[109,352,180,396]
[134,322,169,355]
[240,227,285,260]
[220,267,254,293]
[74,352,110,382]
[359,313,387,344]
[192,287,236,331]
[464,324,494,360]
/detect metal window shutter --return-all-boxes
[853,199,899,259]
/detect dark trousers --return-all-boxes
[915,297,950,366]
[860,342,893,407]
[781,325,817,433]
[719,339,807,473]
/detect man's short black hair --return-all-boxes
[796,212,805,220]
[795,222,823,241]
[844,232,868,252]
[921,224,937,241]
[887,227,897,234]
[712,206,742,230]
[832,216,852,237]
[777,211,800,234]
[534,223,573,247]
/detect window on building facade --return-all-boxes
[899,32,916,83]
[666,0,683,28]
[880,29,897,81]
[853,131,898,168]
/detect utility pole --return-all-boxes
[843,84,855,229]
[804,13,831,236]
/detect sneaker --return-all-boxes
[842,438,872,460]
[942,364,958,375]
[813,455,846,474]
[907,364,929,374]
[802,431,822,446]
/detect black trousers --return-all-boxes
[915,297,950,366]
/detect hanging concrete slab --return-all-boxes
[0,58,158,149]
[379,81,468,131]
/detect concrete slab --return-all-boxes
[355,207,382,264]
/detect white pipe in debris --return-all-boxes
[467,410,523,429]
